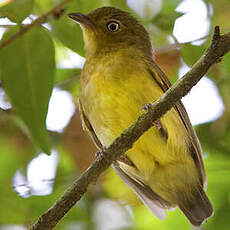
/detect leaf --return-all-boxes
[0,136,22,181]
[0,26,55,153]
[33,0,52,14]
[110,0,131,12]
[51,16,85,56]
[181,43,207,66]
[0,0,34,23]
[50,0,103,56]
[162,0,182,13]
[149,28,169,48]
[153,12,183,31]
[222,52,230,74]
[68,0,103,13]
[210,0,230,32]
[0,135,27,224]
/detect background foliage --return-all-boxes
[0,0,230,229]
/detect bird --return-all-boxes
[68,7,213,226]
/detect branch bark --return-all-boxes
[0,0,70,50]
[30,27,230,230]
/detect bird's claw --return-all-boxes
[95,150,103,158]
[142,103,152,112]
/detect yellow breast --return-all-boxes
[80,51,194,187]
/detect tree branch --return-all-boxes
[0,0,70,50]
[30,27,230,230]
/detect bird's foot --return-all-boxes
[95,145,106,159]
[142,103,152,112]
[95,150,103,159]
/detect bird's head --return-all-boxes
[68,7,153,57]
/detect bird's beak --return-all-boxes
[68,13,94,29]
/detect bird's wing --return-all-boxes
[113,161,174,219]
[79,99,173,217]
[147,59,207,189]
[79,100,102,149]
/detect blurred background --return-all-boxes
[0,0,230,229]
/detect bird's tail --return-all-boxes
[178,187,214,226]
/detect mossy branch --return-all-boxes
[30,27,230,230]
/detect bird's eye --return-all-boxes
[107,21,120,32]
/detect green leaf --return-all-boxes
[222,52,230,74]
[210,0,230,33]
[149,28,169,47]
[33,0,52,14]
[0,136,22,181]
[153,12,183,31]
[0,26,55,153]
[50,0,103,56]
[110,0,131,13]
[197,122,230,155]
[162,0,182,13]
[51,16,85,56]
[68,0,103,13]
[181,43,207,66]
[0,0,34,23]
[0,135,26,224]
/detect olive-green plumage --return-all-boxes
[69,7,213,226]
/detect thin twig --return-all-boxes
[29,27,230,230]
[0,24,17,28]
[155,34,210,54]
[0,0,70,50]
[55,74,80,87]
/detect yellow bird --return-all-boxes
[69,7,213,226]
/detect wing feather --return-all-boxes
[113,161,172,220]
[79,100,103,149]
[147,58,207,189]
